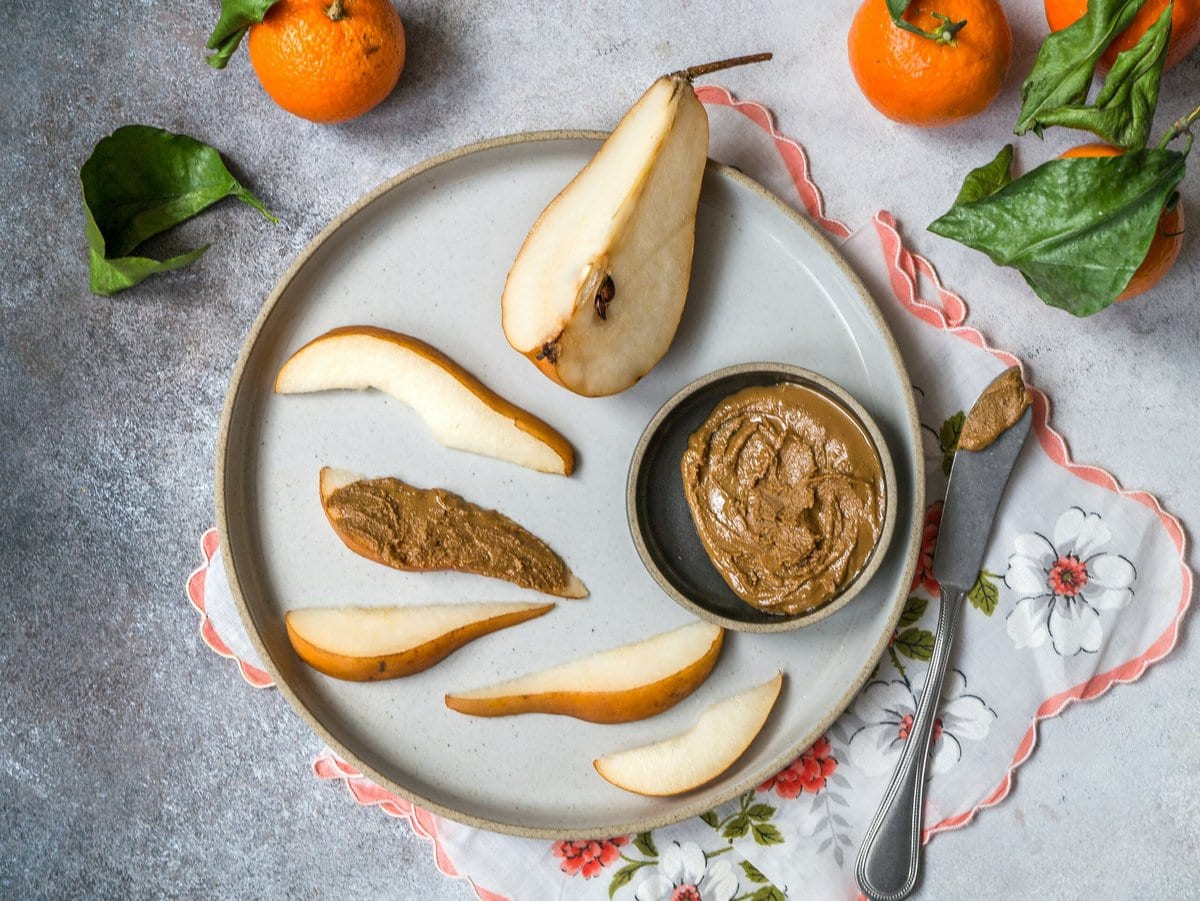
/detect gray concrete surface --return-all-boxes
[2,1,1197,898]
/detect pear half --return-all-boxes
[286,602,555,681]
[594,671,783,796]
[444,621,724,723]
[502,54,771,397]
[276,326,574,475]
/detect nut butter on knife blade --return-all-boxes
[856,366,1032,901]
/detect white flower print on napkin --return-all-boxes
[847,671,994,776]
[1005,507,1137,656]
[633,841,737,901]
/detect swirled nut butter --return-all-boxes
[681,383,885,615]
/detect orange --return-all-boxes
[1060,143,1184,301]
[248,0,405,123]
[847,0,1012,127]
[1045,0,1200,72]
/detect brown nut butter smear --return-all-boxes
[681,383,885,615]
[957,367,1031,452]
[321,470,586,598]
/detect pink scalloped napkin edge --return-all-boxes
[187,89,1192,901]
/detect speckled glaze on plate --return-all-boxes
[216,132,924,839]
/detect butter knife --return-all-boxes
[856,368,1032,901]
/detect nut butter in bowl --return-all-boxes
[627,363,898,632]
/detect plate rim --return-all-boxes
[215,129,926,839]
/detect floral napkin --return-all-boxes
[187,91,1191,901]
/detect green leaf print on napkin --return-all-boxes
[968,569,1001,615]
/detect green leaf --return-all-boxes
[633,832,657,858]
[968,569,1000,615]
[929,149,1187,316]
[899,596,928,629]
[748,887,788,901]
[700,810,720,829]
[205,0,279,69]
[81,125,275,296]
[1027,3,1172,150]
[609,861,649,898]
[954,145,1014,205]
[895,627,936,661]
[723,815,750,840]
[740,860,769,884]
[751,822,785,846]
[1015,0,1147,137]
[939,411,965,476]
[746,803,775,822]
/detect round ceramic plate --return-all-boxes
[217,131,924,839]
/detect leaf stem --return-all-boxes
[1158,101,1200,149]
[892,7,967,44]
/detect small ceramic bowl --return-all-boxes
[627,362,897,632]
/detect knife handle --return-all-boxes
[855,586,965,901]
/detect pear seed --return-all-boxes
[594,275,616,320]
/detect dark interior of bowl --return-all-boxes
[630,369,835,626]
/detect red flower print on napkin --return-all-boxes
[759,735,838,798]
[911,502,943,595]
[552,836,628,878]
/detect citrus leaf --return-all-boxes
[1015,0,1147,137]
[1028,3,1171,150]
[895,627,936,661]
[81,125,275,296]
[954,145,1014,204]
[968,569,1000,615]
[206,0,279,69]
[899,596,928,629]
[929,149,1186,316]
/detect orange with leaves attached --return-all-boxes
[1044,0,1200,72]
[1061,143,1184,301]
[248,0,405,123]
[847,0,1012,127]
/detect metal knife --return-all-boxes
[855,368,1033,901]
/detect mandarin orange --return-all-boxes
[847,0,1012,127]
[1044,0,1200,71]
[248,0,405,123]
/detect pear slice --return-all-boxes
[594,672,783,796]
[444,621,724,723]
[319,467,587,599]
[502,54,770,397]
[285,602,555,681]
[276,326,574,475]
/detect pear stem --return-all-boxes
[680,53,772,81]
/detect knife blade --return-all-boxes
[932,386,1032,592]
[856,366,1032,901]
